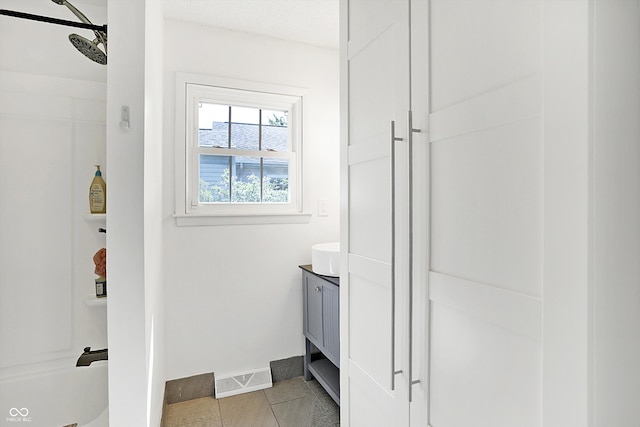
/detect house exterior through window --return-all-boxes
[198,105,290,204]
[174,74,308,226]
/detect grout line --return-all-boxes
[263,389,282,427]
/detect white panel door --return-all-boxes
[428,1,544,426]
[342,0,411,425]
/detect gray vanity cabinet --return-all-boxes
[300,265,340,405]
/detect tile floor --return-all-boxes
[164,377,340,427]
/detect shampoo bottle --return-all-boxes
[89,165,106,214]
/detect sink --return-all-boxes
[311,242,340,277]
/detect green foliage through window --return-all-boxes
[200,169,289,203]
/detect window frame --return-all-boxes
[174,73,310,226]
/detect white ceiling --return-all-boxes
[161,0,340,49]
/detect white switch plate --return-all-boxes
[318,199,328,216]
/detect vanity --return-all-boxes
[300,265,340,405]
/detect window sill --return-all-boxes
[174,212,312,226]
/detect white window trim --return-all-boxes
[174,73,311,226]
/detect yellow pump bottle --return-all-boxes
[89,165,106,214]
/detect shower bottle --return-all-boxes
[89,165,106,214]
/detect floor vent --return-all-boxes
[214,367,273,398]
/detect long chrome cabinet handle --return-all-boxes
[408,110,421,402]
[390,120,403,391]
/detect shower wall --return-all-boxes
[0,0,108,378]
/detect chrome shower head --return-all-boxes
[69,34,107,65]
[52,0,107,65]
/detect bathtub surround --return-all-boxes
[0,68,107,376]
[0,1,111,425]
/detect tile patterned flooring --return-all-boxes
[164,377,340,427]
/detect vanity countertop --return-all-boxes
[299,264,340,286]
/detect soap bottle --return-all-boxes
[89,165,106,214]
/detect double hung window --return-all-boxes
[175,74,306,225]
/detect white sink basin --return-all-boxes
[311,242,340,277]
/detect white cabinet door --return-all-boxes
[341,1,412,426]
[428,1,544,426]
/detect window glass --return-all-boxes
[263,158,289,203]
[262,109,288,152]
[199,154,230,202]
[230,156,262,203]
[199,103,228,147]
[230,106,260,151]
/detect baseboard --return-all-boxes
[162,355,304,405]
[164,372,215,404]
[270,355,304,382]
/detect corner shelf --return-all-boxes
[84,296,107,307]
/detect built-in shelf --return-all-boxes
[308,358,340,405]
[84,213,106,222]
[84,295,107,307]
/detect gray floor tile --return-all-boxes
[271,395,315,427]
[164,379,341,427]
[264,377,314,405]
[164,397,222,427]
[218,390,278,427]
[272,395,340,427]
[306,378,340,413]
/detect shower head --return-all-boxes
[52,0,107,65]
[69,34,107,65]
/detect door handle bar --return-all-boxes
[408,110,421,402]
[390,120,403,391]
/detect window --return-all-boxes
[174,74,309,226]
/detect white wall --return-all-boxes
[162,20,340,380]
[106,0,166,425]
[0,0,108,378]
[592,0,640,424]
[144,1,166,425]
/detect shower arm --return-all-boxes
[55,0,106,46]
[0,9,107,34]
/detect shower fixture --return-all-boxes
[51,0,107,65]
[0,0,107,65]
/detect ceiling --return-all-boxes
[161,0,340,49]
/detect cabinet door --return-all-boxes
[303,273,324,349]
[342,0,411,426]
[321,282,340,367]
[428,1,543,426]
